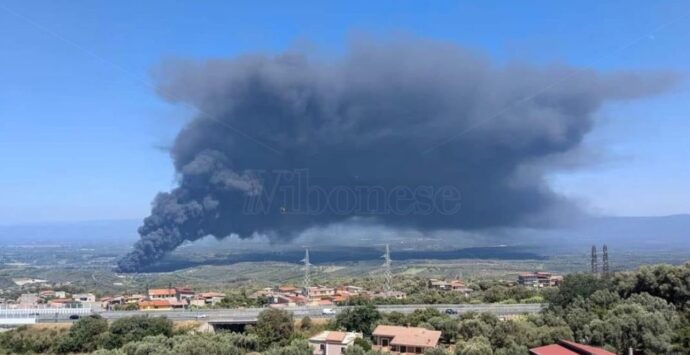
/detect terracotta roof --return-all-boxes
[373,325,441,348]
[309,331,360,345]
[199,292,225,298]
[148,289,176,296]
[326,331,347,343]
[49,298,73,303]
[530,344,578,355]
[139,300,171,308]
[530,340,615,355]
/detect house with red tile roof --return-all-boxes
[530,340,616,355]
[372,325,441,354]
[309,331,362,355]
[138,299,173,311]
[148,288,178,301]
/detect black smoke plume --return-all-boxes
[117,37,675,272]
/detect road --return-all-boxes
[89,303,544,323]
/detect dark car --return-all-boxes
[444,308,458,315]
[69,314,80,320]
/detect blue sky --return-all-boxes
[0,1,689,224]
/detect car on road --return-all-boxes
[444,308,458,315]
[69,314,80,320]
[321,308,336,315]
[196,314,208,319]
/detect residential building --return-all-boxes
[176,287,195,300]
[148,288,178,301]
[169,299,188,309]
[48,298,79,308]
[306,286,335,299]
[73,293,96,303]
[341,286,364,294]
[17,293,39,307]
[125,294,146,304]
[518,272,563,287]
[138,300,173,311]
[309,331,362,355]
[39,290,56,298]
[529,340,615,355]
[278,286,298,294]
[427,279,473,294]
[372,325,441,354]
[370,291,407,300]
[190,292,226,307]
[270,294,307,307]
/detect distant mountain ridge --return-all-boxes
[0,219,141,245]
[0,215,688,251]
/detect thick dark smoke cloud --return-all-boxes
[117,37,675,272]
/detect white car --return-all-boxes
[321,308,336,315]
[196,314,208,319]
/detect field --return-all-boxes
[1,238,689,299]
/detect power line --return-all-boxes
[382,244,392,292]
[302,249,312,299]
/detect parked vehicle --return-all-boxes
[321,308,337,315]
[69,314,80,320]
[444,308,458,315]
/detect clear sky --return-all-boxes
[1,1,689,225]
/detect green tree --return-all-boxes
[343,345,367,355]
[263,339,312,355]
[456,336,493,355]
[548,273,608,307]
[428,316,458,343]
[170,335,242,355]
[424,347,448,355]
[252,308,295,350]
[353,337,371,351]
[335,304,381,336]
[105,316,173,349]
[300,316,313,331]
[457,319,492,341]
[493,341,528,355]
[407,308,442,326]
[55,315,109,354]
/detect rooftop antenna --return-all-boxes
[302,248,312,298]
[591,245,598,276]
[602,244,610,277]
[382,244,392,292]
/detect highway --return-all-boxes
[0,304,544,324]
[92,303,544,323]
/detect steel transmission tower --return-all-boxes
[382,244,393,292]
[302,248,312,298]
[602,244,610,277]
[591,245,598,275]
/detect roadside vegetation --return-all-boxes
[1,262,689,354]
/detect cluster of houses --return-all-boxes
[101,287,226,311]
[307,326,615,355]
[308,325,442,355]
[427,278,474,295]
[251,285,407,308]
[516,272,563,288]
[0,290,98,309]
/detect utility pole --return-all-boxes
[382,244,392,292]
[302,248,312,299]
[591,245,598,275]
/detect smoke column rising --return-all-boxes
[117,37,675,272]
